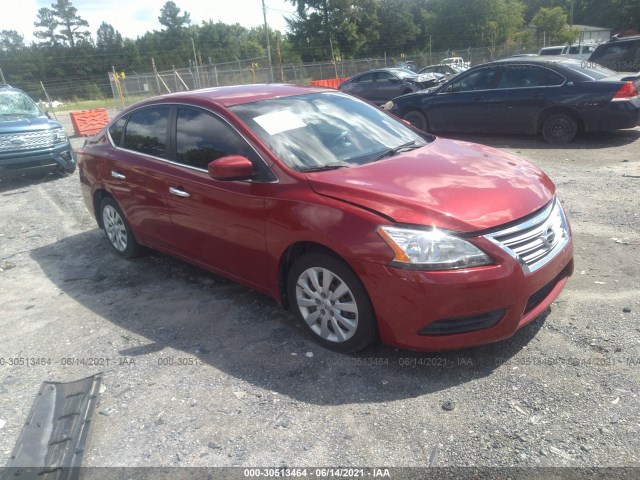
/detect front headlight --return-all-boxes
[377,226,493,270]
[51,128,68,144]
[382,101,394,111]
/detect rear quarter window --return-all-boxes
[108,117,126,146]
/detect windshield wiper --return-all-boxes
[373,140,418,162]
[301,163,350,173]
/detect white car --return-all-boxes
[441,57,470,70]
[538,43,597,60]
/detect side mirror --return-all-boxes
[208,155,253,181]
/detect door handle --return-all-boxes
[473,96,487,102]
[111,170,126,179]
[169,187,190,198]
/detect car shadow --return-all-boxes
[0,171,68,194]
[30,230,547,405]
[440,127,640,150]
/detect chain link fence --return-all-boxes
[18,42,535,112]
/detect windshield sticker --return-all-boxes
[254,110,306,135]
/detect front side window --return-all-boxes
[450,68,498,92]
[123,107,169,158]
[175,107,254,170]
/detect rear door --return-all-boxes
[372,71,404,104]
[105,106,174,249]
[342,72,376,102]
[486,64,565,133]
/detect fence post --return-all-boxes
[39,81,58,121]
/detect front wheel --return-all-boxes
[402,110,428,131]
[287,253,377,353]
[542,114,577,144]
[100,197,140,258]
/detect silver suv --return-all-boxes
[0,85,76,178]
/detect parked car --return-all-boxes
[588,35,640,72]
[78,84,574,353]
[0,84,76,178]
[396,61,417,71]
[339,68,443,105]
[539,43,597,60]
[385,57,640,144]
[418,64,463,76]
[441,57,470,70]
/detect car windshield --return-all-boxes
[560,59,616,79]
[0,90,42,119]
[231,91,430,172]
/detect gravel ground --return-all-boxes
[0,115,639,476]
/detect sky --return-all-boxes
[1,0,296,44]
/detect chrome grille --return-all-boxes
[485,198,570,274]
[0,130,59,153]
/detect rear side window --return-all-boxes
[123,107,170,158]
[354,73,374,83]
[590,40,640,71]
[496,65,548,88]
[540,47,564,55]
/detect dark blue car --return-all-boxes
[384,57,640,143]
[0,85,76,178]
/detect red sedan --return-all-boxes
[78,84,573,353]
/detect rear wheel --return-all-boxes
[402,110,428,131]
[542,113,577,144]
[100,197,140,258]
[287,253,377,353]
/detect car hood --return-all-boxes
[0,114,60,131]
[306,138,555,233]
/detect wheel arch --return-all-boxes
[93,188,113,228]
[400,107,430,131]
[536,106,584,134]
[278,242,361,310]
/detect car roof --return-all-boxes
[493,56,577,65]
[128,83,330,109]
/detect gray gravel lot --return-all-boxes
[0,116,639,475]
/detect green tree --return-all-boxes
[159,1,191,30]
[53,0,90,47]
[34,7,60,46]
[0,30,25,51]
[376,0,422,55]
[34,0,90,48]
[428,0,525,50]
[532,6,578,44]
[287,0,379,61]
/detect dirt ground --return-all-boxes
[0,119,639,475]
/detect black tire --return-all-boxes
[542,113,577,144]
[287,253,377,353]
[402,110,428,131]
[55,164,76,176]
[99,197,140,258]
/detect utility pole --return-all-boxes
[192,37,200,89]
[262,0,274,83]
[570,0,574,28]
